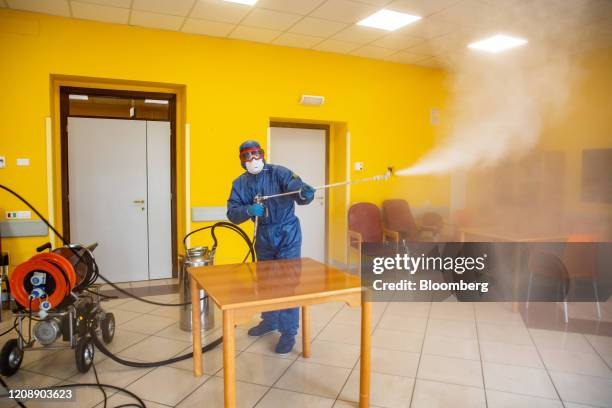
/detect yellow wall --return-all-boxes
[0,9,448,268]
[540,50,612,213]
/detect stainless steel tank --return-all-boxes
[178,246,215,332]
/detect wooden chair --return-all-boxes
[347,203,399,273]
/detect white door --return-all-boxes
[67,117,172,282]
[146,121,173,279]
[269,126,326,262]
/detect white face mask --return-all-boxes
[246,158,264,175]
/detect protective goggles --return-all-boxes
[239,147,264,162]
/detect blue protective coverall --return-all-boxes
[226,163,314,337]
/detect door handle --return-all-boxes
[133,199,145,204]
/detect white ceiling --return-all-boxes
[3,0,612,69]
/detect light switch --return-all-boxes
[16,158,30,166]
[354,162,364,171]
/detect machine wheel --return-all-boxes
[0,339,23,376]
[75,337,94,373]
[101,313,115,344]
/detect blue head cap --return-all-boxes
[239,140,264,170]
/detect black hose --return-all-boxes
[92,328,222,367]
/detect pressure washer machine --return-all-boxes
[0,242,114,376]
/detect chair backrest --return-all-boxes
[421,212,444,230]
[382,199,419,239]
[348,203,383,243]
[564,234,597,279]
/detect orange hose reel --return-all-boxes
[10,253,77,312]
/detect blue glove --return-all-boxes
[247,203,265,217]
[299,184,315,201]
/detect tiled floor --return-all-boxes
[1,294,611,407]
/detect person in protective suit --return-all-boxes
[227,140,315,354]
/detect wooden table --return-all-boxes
[458,228,568,311]
[188,258,370,407]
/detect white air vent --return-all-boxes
[300,95,325,106]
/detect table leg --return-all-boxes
[223,310,236,408]
[190,276,203,377]
[359,298,372,407]
[302,306,310,358]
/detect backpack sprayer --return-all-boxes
[253,167,394,238]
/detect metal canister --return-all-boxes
[178,246,215,332]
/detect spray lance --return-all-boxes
[252,167,395,239]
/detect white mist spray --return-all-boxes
[395,2,600,176]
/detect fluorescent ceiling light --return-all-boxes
[223,0,258,5]
[357,9,421,31]
[468,34,527,53]
[69,94,88,101]
[144,99,169,105]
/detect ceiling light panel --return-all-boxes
[358,9,422,31]
[468,34,528,53]
[223,0,258,5]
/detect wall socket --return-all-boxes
[0,157,5,168]
[6,211,32,220]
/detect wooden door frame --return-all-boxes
[59,86,178,277]
[268,121,330,265]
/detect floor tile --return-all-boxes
[423,334,480,360]
[297,339,361,368]
[177,377,267,408]
[147,305,181,319]
[309,302,344,323]
[539,348,611,377]
[339,370,414,407]
[332,401,383,408]
[24,349,87,380]
[67,357,153,387]
[372,328,423,353]
[154,322,222,344]
[377,315,428,334]
[117,313,175,335]
[429,302,475,321]
[96,393,169,408]
[330,308,380,327]
[218,352,292,386]
[317,323,362,345]
[384,302,430,318]
[483,362,558,399]
[275,361,350,398]
[246,331,302,360]
[114,298,161,313]
[370,347,420,377]
[418,354,483,387]
[486,389,563,408]
[426,319,476,340]
[474,302,525,326]
[584,334,612,367]
[101,328,149,354]
[549,370,612,407]
[127,366,209,406]
[529,329,592,352]
[171,345,228,375]
[411,379,485,408]
[118,335,189,361]
[108,308,143,325]
[479,341,543,368]
[477,322,533,346]
[257,388,334,407]
[235,328,261,351]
